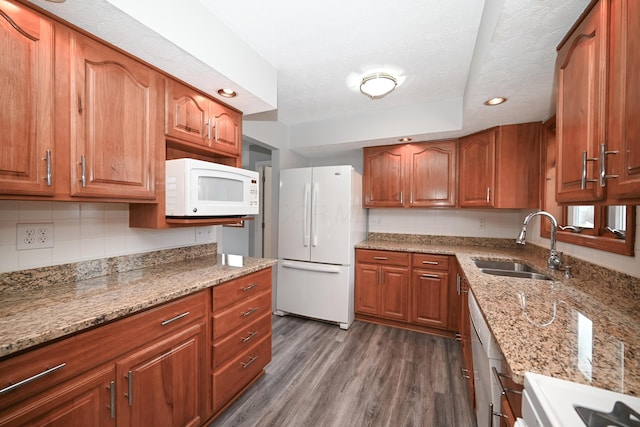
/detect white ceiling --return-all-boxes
[26,0,590,158]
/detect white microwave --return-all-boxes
[165,158,259,217]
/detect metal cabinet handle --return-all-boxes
[125,370,133,406]
[492,367,523,396]
[373,256,388,260]
[456,274,461,295]
[205,121,210,140]
[0,363,66,395]
[241,284,258,292]
[241,355,258,369]
[214,118,219,141]
[420,273,439,279]
[486,187,491,203]
[461,367,470,379]
[161,311,190,326]
[241,331,258,343]
[455,333,462,342]
[422,261,439,265]
[599,143,619,187]
[108,380,115,418]
[581,151,598,189]
[43,150,52,186]
[79,155,86,187]
[242,307,258,317]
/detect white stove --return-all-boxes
[517,372,640,427]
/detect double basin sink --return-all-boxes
[474,259,552,281]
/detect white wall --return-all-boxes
[0,201,217,273]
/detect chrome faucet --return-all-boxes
[516,211,563,270]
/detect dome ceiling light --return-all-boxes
[360,72,398,99]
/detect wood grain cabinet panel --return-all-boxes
[68,32,159,200]
[408,141,457,207]
[411,268,449,329]
[458,130,496,207]
[555,0,608,203]
[0,1,55,196]
[363,145,405,207]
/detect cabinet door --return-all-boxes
[411,269,449,329]
[116,324,204,427]
[379,266,409,321]
[0,367,115,427]
[0,2,54,196]
[408,141,457,207]
[211,106,241,156]
[70,33,158,200]
[458,130,495,207]
[363,145,405,207]
[165,79,209,146]
[555,1,608,202]
[354,263,380,316]
[608,0,640,200]
[457,272,474,406]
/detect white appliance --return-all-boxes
[275,165,367,330]
[469,290,504,427]
[165,158,259,217]
[517,371,640,426]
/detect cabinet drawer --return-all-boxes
[0,291,205,411]
[412,254,450,271]
[213,291,272,339]
[356,249,410,266]
[213,335,271,411]
[213,312,272,368]
[212,268,272,311]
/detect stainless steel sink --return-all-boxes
[473,259,552,280]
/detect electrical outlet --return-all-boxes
[479,218,487,229]
[195,226,215,243]
[17,223,54,250]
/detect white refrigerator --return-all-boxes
[275,165,367,329]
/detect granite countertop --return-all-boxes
[0,252,277,359]
[356,238,640,396]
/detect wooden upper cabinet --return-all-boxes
[555,0,608,203]
[363,145,404,207]
[0,1,54,196]
[408,140,457,207]
[459,123,540,209]
[165,79,242,157]
[458,129,495,207]
[69,33,159,200]
[607,0,640,201]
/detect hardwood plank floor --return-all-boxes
[210,315,476,427]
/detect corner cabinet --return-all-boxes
[458,123,540,208]
[0,1,55,196]
[363,140,457,208]
[67,32,159,200]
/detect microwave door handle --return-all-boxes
[303,183,311,247]
[311,182,319,247]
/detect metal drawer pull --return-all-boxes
[373,256,388,260]
[420,273,439,279]
[242,307,258,317]
[0,362,66,395]
[241,331,258,343]
[492,367,523,395]
[126,370,133,406]
[241,355,258,369]
[581,151,598,189]
[599,143,619,187]
[108,380,115,418]
[43,150,52,186]
[79,155,87,187]
[461,368,470,379]
[161,311,190,326]
[456,274,461,295]
[422,260,439,265]
[454,333,462,342]
[241,283,258,292]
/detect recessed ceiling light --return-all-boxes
[484,97,507,106]
[399,137,412,142]
[217,88,237,98]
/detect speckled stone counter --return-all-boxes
[356,234,640,396]
[0,244,277,359]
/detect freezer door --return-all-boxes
[310,165,352,265]
[276,260,353,327]
[278,168,312,261]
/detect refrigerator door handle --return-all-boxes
[281,261,341,274]
[303,183,311,247]
[311,182,319,247]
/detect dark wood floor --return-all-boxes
[210,315,476,427]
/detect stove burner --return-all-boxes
[575,401,640,427]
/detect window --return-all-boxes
[541,117,635,256]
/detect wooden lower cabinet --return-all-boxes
[355,249,459,336]
[457,268,475,409]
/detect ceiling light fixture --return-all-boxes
[399,137,412,142]
[218,88,237,98]
[360,72,397,99]
[484,97,507,106]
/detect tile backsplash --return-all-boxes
[0,201,217,273]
